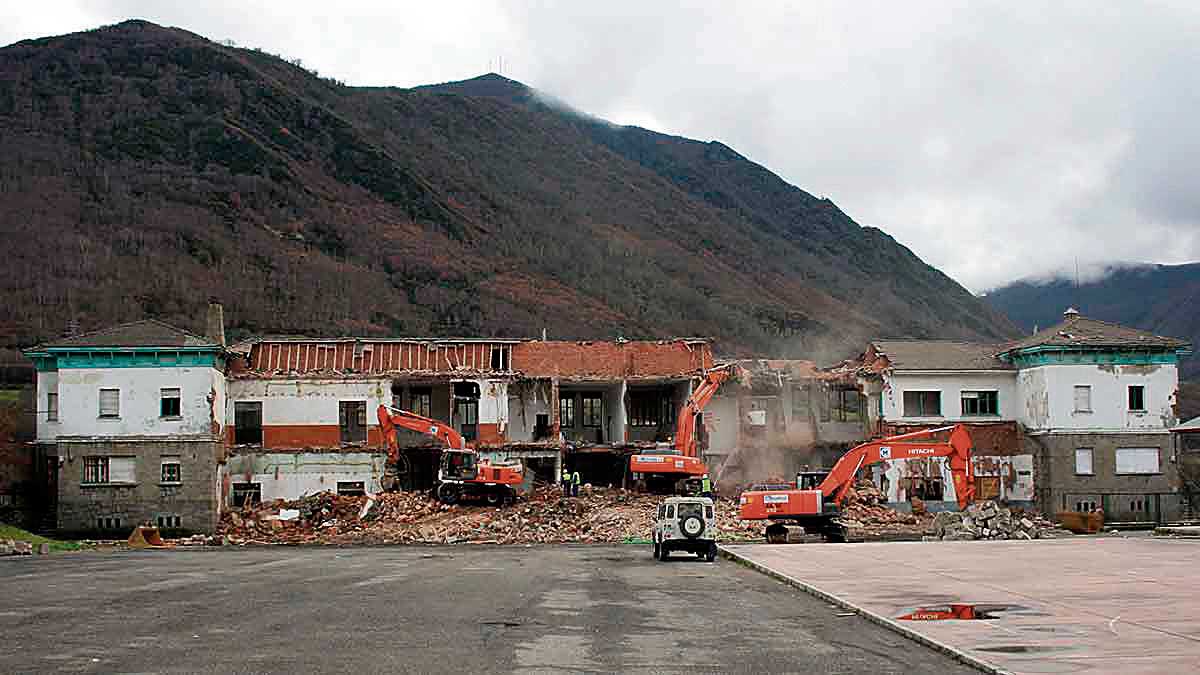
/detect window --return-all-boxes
[83,457,109,484]
[99,388,120,418]
[902,391,941,417]
[1073,385,1092,413]
[1128,385,1146,412]
[161,457,182,484]
[582,394,603,427]
[903,477,944,501]
[961,391,998,416]
[665,504,675,519]
[337,481,366,496]
[791,384,810,418]
[231,482,261,507]
[559,395,576,429]
[629,391,669,427]
[830,388,863,422]
[490,346,509,371]
[156,514,181,529]
[234,402,263,445]
[96,516,124,531]
[46,392,58,422]
[1115,447,1160,475]
[340,401,367,444]
[160,387,181,418]
[409,388,432,418]
[1075,448,1094,475]
[82,456,135,484]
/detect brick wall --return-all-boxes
[512,341,712,378]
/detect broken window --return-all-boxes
[337,481,366,497]
[234,402,263,445]
[161,456,182,484]
[453,382,479,442]
[960,391,998,416]
[340,401,367,444]
[1075,448,1093,475]
[1115,447,1159,475]
[533,413,551,440]
[1073,385,1092,413]
[582,394,603,427]
[160,387,182,418]
[903,476,944,501]
[831,388,863,422]
[559,395,576,429]
[409,388,432,418]
[490,346,509,371]
[99,388,120,418]
[1128,385,1146,412]
[902,391,941,417]
[232,482,261,507]
[46,392,58,422]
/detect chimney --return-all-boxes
[206,300,226,347]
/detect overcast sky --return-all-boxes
[4,1,1199,292]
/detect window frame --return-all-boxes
[1115,447,1160,475]
[98,388,120,419]
[46,392,58,422]
[960,390,999,417]
[902,390,942,417]
[581,394,603,428]
[1073,385,1092,413]
[1074,448,1094,476]
[233,401,264,445]
[160,387,182,419]
[409,388,433,419]
[339,400,368,445]
[559,394,576,429]
[1128,385,1146,412]
[160,457,182,484]
[83,456,110,484]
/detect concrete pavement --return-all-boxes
[0,545,980,674]
[723,537,1200,674]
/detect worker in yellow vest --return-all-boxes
[561,467,571,497]
[571,469,581,497]
[701,474,713,500]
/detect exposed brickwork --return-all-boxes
[512,341,712,378]
[882,422,1021,456]
[56,440,221,535]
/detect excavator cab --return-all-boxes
[440,449,478,480]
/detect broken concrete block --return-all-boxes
[1020,518,1034,529]
[37,543,50,555]
[13,541,33,555]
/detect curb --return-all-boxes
[718,545,1011,675]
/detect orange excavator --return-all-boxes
[629,363,736,494]
[739,424,976,542]
[376,404,524,505]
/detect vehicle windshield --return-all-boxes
[677,502,704,519]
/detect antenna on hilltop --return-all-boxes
[1074,257,1081,313]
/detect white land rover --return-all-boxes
[652,496,718,562]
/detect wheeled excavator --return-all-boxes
[376,404,524,505]
[739,424,976,542]
[629,363,737,494]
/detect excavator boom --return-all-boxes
[377,404,467,462]
[629,364,736,488]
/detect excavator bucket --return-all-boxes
[127,525,169,549]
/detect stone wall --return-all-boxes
[56,440,220,536]
[1024,431,1181,522]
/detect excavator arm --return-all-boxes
[376,404,467,463]
[675,363,736,457]
[819,424,976,509]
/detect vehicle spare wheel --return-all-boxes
[436,483,460,504]
[681,515,704,539]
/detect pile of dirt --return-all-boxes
[219,488,761,546]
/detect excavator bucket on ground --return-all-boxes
[127,525,169,549]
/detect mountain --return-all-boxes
[984,263,1200,377]
[0,19,1017,371]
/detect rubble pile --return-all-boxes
[929,500,1073,541]
[834,481,928,537]
[0,539,35,555]
[219,487,761,546]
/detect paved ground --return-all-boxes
[0,545,978,674]
[724,537,1200,674]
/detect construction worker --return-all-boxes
[701,473,713,500]
[571,469,581,497]
[561,466,571,497]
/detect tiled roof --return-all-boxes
[33,320,218,349]
[871,340,1012,371]
[1000,314,1189,353]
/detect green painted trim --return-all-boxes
[46,350,219,369]
[41,346,217,354]
[1006,347,1178,369]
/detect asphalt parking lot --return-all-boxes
[0,545,979,674]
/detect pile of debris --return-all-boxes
[834,481,927,538]
[219,487,761,546]
[929,500,1073,541]
[0,539,37,555]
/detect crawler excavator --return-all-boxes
[629,363,736,494]
[739,424,976,542]
[376,405,524,505]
